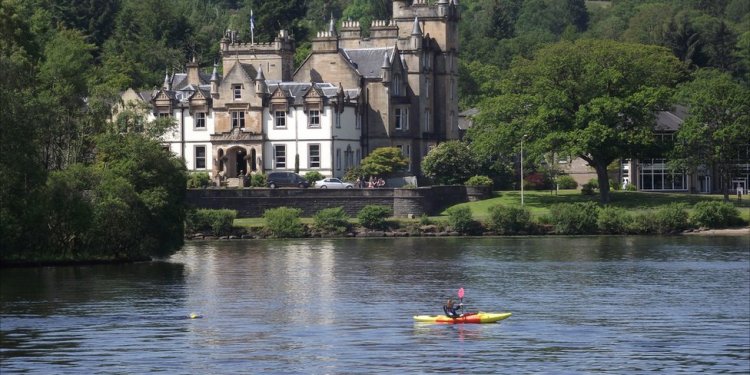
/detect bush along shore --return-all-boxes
[186,201,749,240]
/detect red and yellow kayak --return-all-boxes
[413,311,512,324]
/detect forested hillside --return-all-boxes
[1,0,748,260]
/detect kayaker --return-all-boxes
[443,298,463,318]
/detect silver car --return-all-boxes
[314,178,354,189]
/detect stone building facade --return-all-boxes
[120,0,461,182]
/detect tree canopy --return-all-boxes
[421,141,479,185]
[469,39,683,203]
[671,69,750,200]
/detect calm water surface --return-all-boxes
[1,236,749,373]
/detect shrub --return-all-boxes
[549,202,599,234]
[419,214,432,225]
[625,183,637,191]
[446,206,475,234]
[263,207,304,238]
[597,206,632,234]
[653,203,690,234]
[357,205,391,230]
[304,171,325,185]
[628,213,658,234]
[465,175,493,187]
[187,172,211,188]
[313,207,350,234]
[581,182,596,196]
[185,209,236,236]
[525,172,552,190]
[556,175,578,190]
[487,204,531,234]
[250,173,267,187]
[691,201,741,228]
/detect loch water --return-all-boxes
[1,236,749,373]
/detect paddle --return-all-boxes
[457,287,465,316]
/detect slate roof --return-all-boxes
[341,47,394,79]
[266,82,360,104]
[654,105,688,132]
[458,108,479,131]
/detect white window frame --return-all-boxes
[274,145,286,168]
[195,112,206,129]
[309,144,320,168]
[233,84,242,100]
[195,146,206,170]
[274,111,286,128]
[308,110,320,128]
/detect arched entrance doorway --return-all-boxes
[235,148,247,176]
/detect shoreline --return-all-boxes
[4,228,747,268]
[681,227,750,236]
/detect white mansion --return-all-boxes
[119,0,461,182]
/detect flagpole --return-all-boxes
[250,10,255,45]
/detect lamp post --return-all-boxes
[521,134,526,206]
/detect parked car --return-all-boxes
[314,178,354,189]
[266,172,309,188]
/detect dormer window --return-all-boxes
[308,110,320,128]
[195,112,206,129]
[393,75,401,96]
[275,111,286,128]
[232,84,242,100]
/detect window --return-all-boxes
[356,149,361,165]
[393,75,401,96]
[232,111,245,129]
[195,146,206,169]
[335,112,341,129]
[308,110,320,128]
[395,107,408,130]
[425,80,429,99]
[274,145,286,168]
[275,111,286,128]
[423,111,430,132]
[309,144,320,168]
[355,115,361,130]
[336,148,341,170]
[195,112,206,129]
[233,84,242,100]
[639,158,687,191]
[158,112,170,118]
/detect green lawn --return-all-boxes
[445,190,750,221]
[234,190,750,228]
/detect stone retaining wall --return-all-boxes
[185,185,491,217]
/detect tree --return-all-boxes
[475,39,682,203]
[671,69,750,201]
[359,147,408,178]
[421,141,479,185]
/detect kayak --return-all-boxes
[413,311,511,324]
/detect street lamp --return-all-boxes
[521,134,526,206]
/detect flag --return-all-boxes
[250,10,255,32]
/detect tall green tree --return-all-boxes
[359,147,408,178]
[473,39,683,203]
[421,141,479,185]
[671,69,750,201]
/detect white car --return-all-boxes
[314,178,354,189]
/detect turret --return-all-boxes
[210,62,219,96]
[381,51,391,84]
[255,66,266,96]
[411,17,423,51]
[163,69,171,90]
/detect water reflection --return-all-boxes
[1,236,748,373]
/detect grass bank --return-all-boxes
[234,190,750,229]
